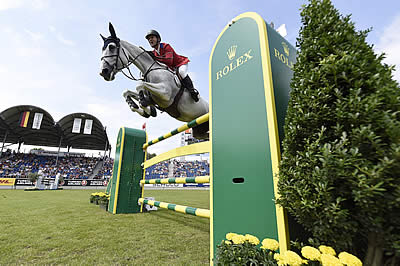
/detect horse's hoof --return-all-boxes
[126,97,139,109]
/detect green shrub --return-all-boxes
[277,0,400,265]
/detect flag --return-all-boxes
[32,113,43,130]
[19,111,30,128]
[142,123,146,130]
[83,119,93,135]
[277,24,287,37]
[72,118,82,133]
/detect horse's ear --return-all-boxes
[109,22,117,38]
[100,34,106,41]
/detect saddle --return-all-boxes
[139,53,191,119]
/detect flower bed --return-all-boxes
[90,192,109,208]
[216,233,362,265]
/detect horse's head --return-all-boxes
[99,23,128,81]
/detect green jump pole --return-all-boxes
[140,176,210,184]
[139,198,210,218]
[143,113,209,149]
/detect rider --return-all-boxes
[145,30,199,102]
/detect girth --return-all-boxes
[149,69,185,119]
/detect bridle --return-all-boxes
[100,37,169,81]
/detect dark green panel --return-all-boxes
[211,16,278,257]
[108,127,146,214]
[266,25,296,143]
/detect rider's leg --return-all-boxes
[178,64,199,102]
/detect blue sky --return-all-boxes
[1,0,399,156]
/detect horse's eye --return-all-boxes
[109,44,115,51]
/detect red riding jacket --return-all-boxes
[152,43,189,70]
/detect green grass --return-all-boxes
[0,189,210,265]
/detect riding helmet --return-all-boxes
[145,30,161,41]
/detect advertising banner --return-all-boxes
[183,183,209,188]
[14,179,108,186]
[83,119,93,135]
[32,113,43,129]
[0,178,16,186]
[143,183,184,188]
[72,118,82,133]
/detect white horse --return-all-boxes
[99,23,209,139]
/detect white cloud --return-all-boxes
[47,26,75,46]
[0,0,48,11]
[56,33,76,46]
[24,29,43,42]
[31,0,49,10]
[376,14,400,82]
[0,0,23,11]
[2,27,43,57]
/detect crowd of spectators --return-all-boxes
[0,150,209,180]
[94,157,114,179]
[173,160,209,177]
[145,159,209,179]
[145,162,169,179]
[0,151,113,179]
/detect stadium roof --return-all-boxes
[0,105,111,151]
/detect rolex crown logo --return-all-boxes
[282,42,289,56]
[227,45,237,60]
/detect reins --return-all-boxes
[101,40,173,82]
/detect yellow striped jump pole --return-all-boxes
[143,113,209,150]
[140,176,209,185]
[138,198,210,218]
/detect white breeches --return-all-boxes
[178,63,188,78]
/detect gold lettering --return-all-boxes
[216,70,223,80]
[229,62,237,71]
[215,49,256,80]
[222,66,229,75]
[236,56,244,67]
[243,49,253,62]
[279,54,286,63]
[274,48,280,58]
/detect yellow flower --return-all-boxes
[261,238,279,251]
[338,252,362,266]
[245,234,260,245]
[320,254,343,266]
[225,232,237,240]
[224,240,231,245]
[274,253,284,265]
[231,234,246,244]
[319,245,337,256]
[278,250,304,266]
[302,246,321,261]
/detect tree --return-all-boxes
[277,1,400,265]
[146,152,157,160]
[27,172,40,184]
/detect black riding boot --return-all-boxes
[182,75,199,102]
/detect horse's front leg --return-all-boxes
[122,89,156,118]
